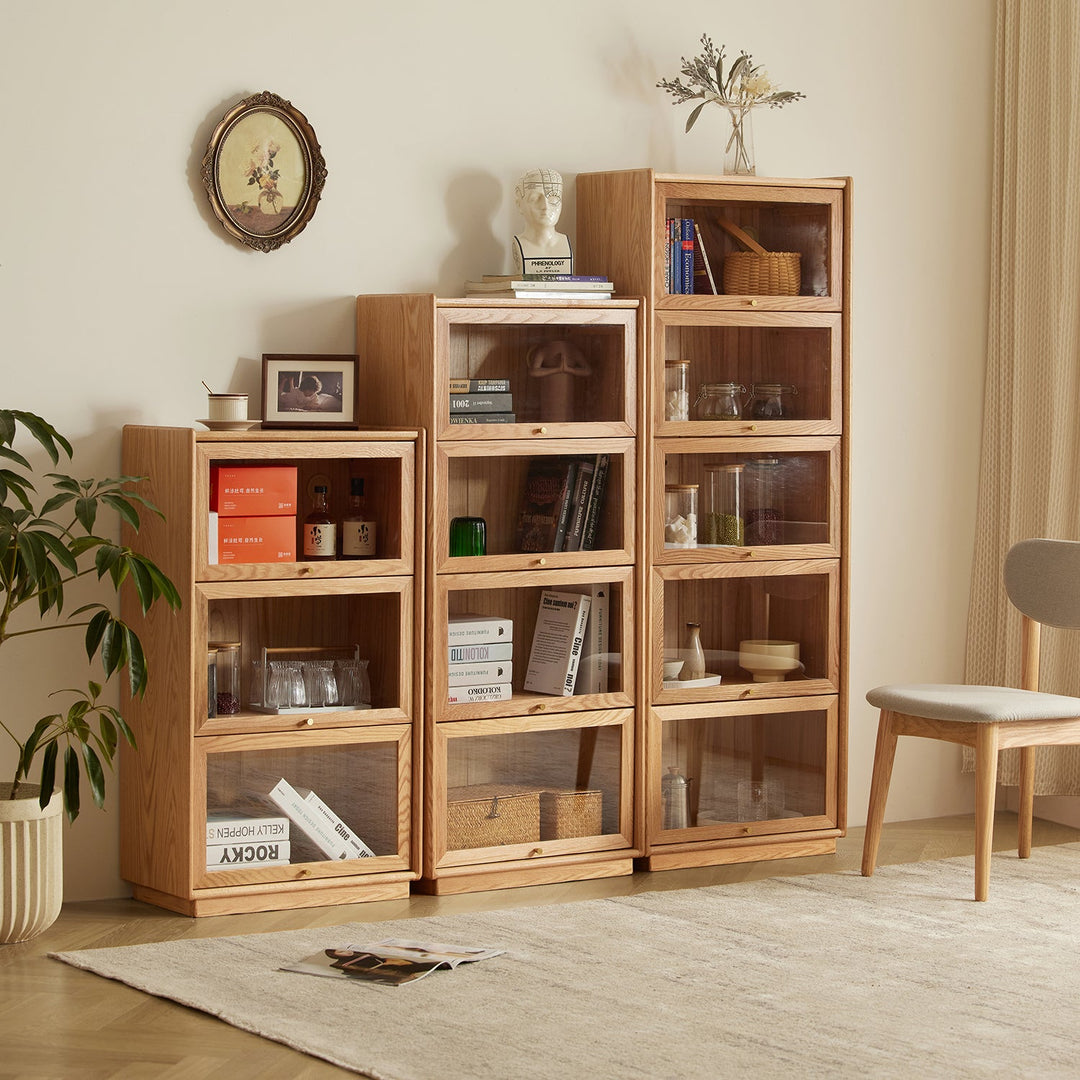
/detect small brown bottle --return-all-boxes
[302,484,336,560]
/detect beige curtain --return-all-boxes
[965,0,1080,791]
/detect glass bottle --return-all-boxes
[661,766,690,829]
[341,477,377,558]
[664,360,691,422]
[694,382,747,420]
[303,484,336,560]
[663,484,698,548]
[745,457,783,546]
[748,383,798,420]
[702,463,745,545]
[680,621,706,681]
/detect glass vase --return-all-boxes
[724,107,756,176]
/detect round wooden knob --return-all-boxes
[749,299,759,306]
[301,717,314,727]
[529,847,544,857]
[538,558,546,566]
[530,702,547,713]
[537,426,547,435]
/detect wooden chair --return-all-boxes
[861,538,1080,900]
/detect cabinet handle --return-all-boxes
[299,566,313,574]
[743,827,752,834]
[535,426,547,435]
[529,847,544,857]
[740,689,753,699]
[300,717,314,727]
[743,550,755,559]
[749,299,759,306]
[537,558,546,566]
[748,425,757,432]
[530,702,547,713]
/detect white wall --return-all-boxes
[0,0,996,900]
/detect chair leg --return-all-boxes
[861,710,898,878]
[973,724,1001,902]
[1018,745,1035,859]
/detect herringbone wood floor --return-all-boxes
[2,813,1078,1079]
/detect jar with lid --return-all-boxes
[207,641,241,717]
[745,457,784,546]
[701,464,745,545]
[694,382,747,420]
[748,383,798,420]
[664,360,691,422]
[661,766,691,829]
[663,484,698,548]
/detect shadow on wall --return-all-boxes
[437,169,504,295]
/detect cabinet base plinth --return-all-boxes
[641,835,838,872]
[417,855,635,896]
[130,874,415,917]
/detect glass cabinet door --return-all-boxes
[653,696,838,841]
[197,725,412,886]
[432,712,633,868]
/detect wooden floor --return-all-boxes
[3,813,1078,1079]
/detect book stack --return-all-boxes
[449,377,515,425]
[665,219,717,295]
[523,589,592,696]
[447,613,513,703]
[266,777,376,861]
[516,453,610,553]
[206,811,291,871]
[464,274,614,300]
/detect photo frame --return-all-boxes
[201,91,327,253]
[261,355,359,429]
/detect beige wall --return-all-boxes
[0,0,996,900]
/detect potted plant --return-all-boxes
[0,410,180,942]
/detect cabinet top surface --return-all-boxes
[124,425,421,443]
[578,169,850,190]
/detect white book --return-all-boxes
[206,813,289,844]
[447,660,513,686]
[447,613,513,644]
[448,641,514,663]
[575,584,610,695]
[523,590,592,696]
[302,789,376,858]
[206,840,291,869]
[267,778,368,861]
[447,682,513,704]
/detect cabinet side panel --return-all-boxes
[119,426,197,898]
[576,170,655,296]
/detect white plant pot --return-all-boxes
[0,783,62,943]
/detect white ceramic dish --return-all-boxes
[197,419,262,431]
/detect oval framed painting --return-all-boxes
[201,91,327,252]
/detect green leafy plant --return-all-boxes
[0,410,181,820]
[656,34,806,133]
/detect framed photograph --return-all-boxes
[261,355,359,429]
[201,91,327,253]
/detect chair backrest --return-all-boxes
[1004,538,1080,629]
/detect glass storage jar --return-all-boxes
[702,464,745,545]
[664,484,698,548]
[207,641,241,717]
[745,457,784,545]
[748,383,798,420]
[664,360,691,421]
[694,382,747,420]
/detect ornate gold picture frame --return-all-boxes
[201,91,327,253]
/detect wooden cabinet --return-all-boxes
[577,170,850,869]
[118,426,423,915]
[356,295,645,892]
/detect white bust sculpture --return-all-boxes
[512,167,573,276]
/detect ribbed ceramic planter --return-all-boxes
[0,783,62,943]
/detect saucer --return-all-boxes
[197,419,261,431]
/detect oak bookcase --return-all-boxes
[118,426,424,915]
[576,170,851,870]
[356,296,645,893]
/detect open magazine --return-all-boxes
[280,938,505,986]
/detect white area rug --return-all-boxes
[52,846,1080,1079]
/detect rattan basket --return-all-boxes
[539,789,603,840]
[446,784,540,850]
[717,217,801,297]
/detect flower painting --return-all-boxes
[202,91,327,252]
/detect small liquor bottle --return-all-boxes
[302,484,336,560]
[341,477,377,558]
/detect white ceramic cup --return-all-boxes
[207,394,248,422]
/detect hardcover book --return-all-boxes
[575,583,610,695]
[267,778,374,861]
[448,378,512,393]
[449,412,517,424]
[448,641,514,663]
[449,393,514,412]
[447,683,513,704]
[206,813,289,844]
[517,457,578,553]
[447,660,513,686]
[562,458,595,553]
[206,840,291,870]
[580,453,610,551]
[447,613,513,644]
[522,589,593,696]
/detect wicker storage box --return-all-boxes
[446,784,540,850]
[716,216,801,297]
[539,789,603,840]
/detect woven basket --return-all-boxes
[717,217,801,297]
[446,784,540,850]
[539,789,603,840]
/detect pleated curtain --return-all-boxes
[965,0,1080,791]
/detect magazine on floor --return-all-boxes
[280,938,505,986]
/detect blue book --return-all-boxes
[681,219,695,294]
